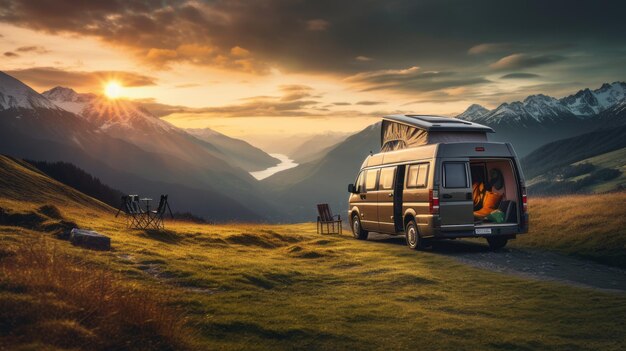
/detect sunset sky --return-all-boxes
[1,0,624,140]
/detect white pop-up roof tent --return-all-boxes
[380,115,494,152]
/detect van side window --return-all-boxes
[379,167,395,190]
[407,163,429,188]
[365,169,380,191]
[443,162,468,188]
[355,171,365,192]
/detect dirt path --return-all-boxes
[367,233,626,293]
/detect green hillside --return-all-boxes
[2,154,625,350]
[522,126,626,195]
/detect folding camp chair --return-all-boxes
[115,195,148,229]
[316,204,342,234]
[148,195,173,230]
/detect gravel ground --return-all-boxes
[366,232,626,293]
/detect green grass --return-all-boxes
[573,147,626,193]
[1,155,625,350]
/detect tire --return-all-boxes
[405,219,427,250]
[351,214,368,240]
[487,237,508,250]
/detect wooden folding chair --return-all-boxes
[316,204,342,234]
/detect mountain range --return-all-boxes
[2,70,624,222]
[457,82,626,155]
[0,71,280,221]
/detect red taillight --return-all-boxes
[475,146,485,152]
[429,189,439,214]
[521,188,528,213]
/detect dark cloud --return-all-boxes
[500,73,541,79]
[0,0,623,76]
[490,53,566,70]
[306,19,330,31]
[345,66,489,93]
[3,51,18,57]
[5,67,157,90]
[332,102,351,106]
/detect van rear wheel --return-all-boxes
[487,237,508,250]
[352,214,368,240]
[405,220,428,250]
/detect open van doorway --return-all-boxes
[471,159,520,226]
[394,165,405,232]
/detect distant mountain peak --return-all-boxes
[0,71,60,110]
[457,103,489,121]
[458,81,626,125]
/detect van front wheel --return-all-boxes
[405,220,425,250]
[352,214,368,240]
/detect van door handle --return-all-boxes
[442,194,452,199]
[388,193,394,198]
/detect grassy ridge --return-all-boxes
[1,155,625,350]
[514,192,626,267]
[2,210,625,350]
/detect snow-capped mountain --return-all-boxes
[42,86,278,172]
[457,104,489,120]
[459,82,626,124]
[561,82,626,116]
[456,82,626,155]
[0,72,60,110]
[42,86,176,134]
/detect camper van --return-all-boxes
[347,115,528,250]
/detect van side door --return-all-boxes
[377,166,396,234]
[359,168,380,232]
[439,159,474,230]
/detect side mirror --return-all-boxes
[348,184,358,194]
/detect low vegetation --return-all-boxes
[514,192,626,268]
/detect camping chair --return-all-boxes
[316,204,342,234]
[148,195,174,230]
[115,195,147,229]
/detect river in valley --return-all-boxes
[250,154,298,180]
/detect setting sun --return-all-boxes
[104,81,122,99]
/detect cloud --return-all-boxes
[5,67,157,90]
[356,101,383,106]
[16,45,48,54]
[490,53,566,70]
[332,102,351,106]
[468,43,514,55]
[500,72,541,79]
[140,84,322,118]
[306,19,330,31]
[174,83,201,88]
[355,56,373,62]
[345,66,489,93]
[3,51,18,57]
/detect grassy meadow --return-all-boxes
[0,156,625,350]
[513,192,626,267]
